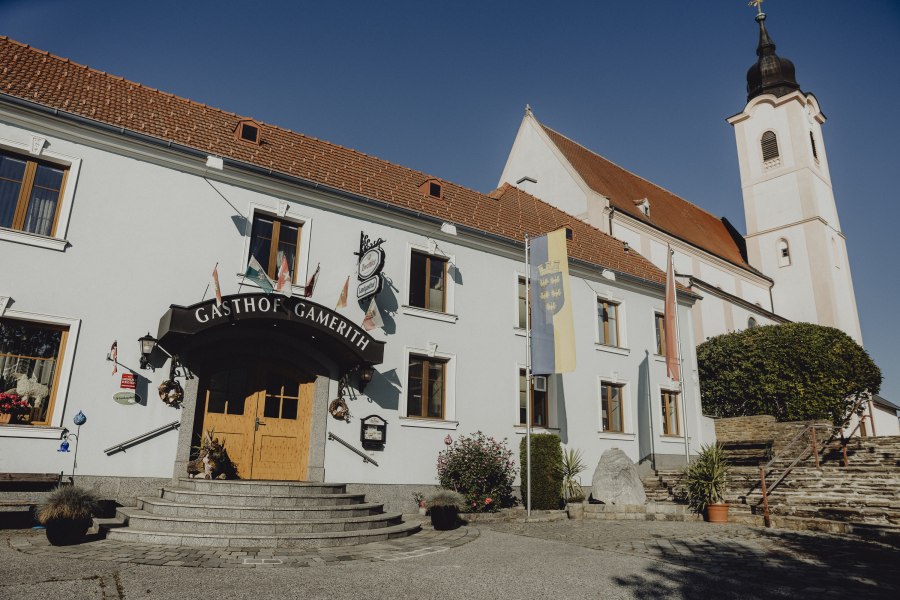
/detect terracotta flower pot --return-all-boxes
[45,518,92,546]
[705,503,729,523]
[429,506,459,530]
[0,414,11,425]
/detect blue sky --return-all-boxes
[3,0,898,401]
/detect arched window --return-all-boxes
[777,239,791,267]
[748,317,757,329]
[761,131,780,162]
[810,132,819,161]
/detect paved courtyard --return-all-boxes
[1,519,897,599]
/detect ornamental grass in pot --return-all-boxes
[684,443,730,523]
[425,489,464,530]
[36,485,101,545]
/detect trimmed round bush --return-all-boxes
[519,434,563,510]
[436,431,516,513]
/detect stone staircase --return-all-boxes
[104,478,420,548]
[641,435,900,536]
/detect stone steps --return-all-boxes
[105,478,420,548]
[106,521,421,548]
[582,503,700,522]
[117,507,404,535]
[160,488,366,507]
[137,497,385,520]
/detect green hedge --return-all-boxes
[519,434,563,510]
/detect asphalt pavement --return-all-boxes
[1,519,896,599]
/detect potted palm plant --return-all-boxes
[36,485,101,545]
[559,447,586,519]
[425,489,464,530]
[684,443,730,523]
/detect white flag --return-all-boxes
[362,298,383,331]
[275,253,292,297]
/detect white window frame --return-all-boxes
[598,377,634,439]
[777,238,791,268]
[513,363,558,433]
[400,242,457,323]
[399,345,457,429]
[658,385,683,439]
[653,309,666,358]
[0,134,82,251]
[513,271,528,334]
[0,308,80,438]
[594,291,629,355]
[238,203,312,295]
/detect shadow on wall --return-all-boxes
[364,368,401,412]
[361,275,399,335]
[637,350,653,465]
[611,528,899,599]
[555,374,569,444]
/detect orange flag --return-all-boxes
[664,247,680,382]
[335,276,349,309]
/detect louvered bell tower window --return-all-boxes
[810,132,819,162]
[761,131,779,161]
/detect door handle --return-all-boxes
[255,417,266,431]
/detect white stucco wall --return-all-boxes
[0,107,706,488]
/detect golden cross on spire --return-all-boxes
[748,0,765,15]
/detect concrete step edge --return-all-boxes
[118,507,401,525]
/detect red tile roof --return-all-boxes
[539,122,757,273]
[0,37,674,289]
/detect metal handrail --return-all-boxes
[757,396,875,526]
[327,432,379,466]
[104,420,180,455]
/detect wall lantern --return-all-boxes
[358,364,376,392]
[138,333,158,370]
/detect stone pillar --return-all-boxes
[306,375,331,482]
[172,377,200,482]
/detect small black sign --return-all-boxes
[360,414,387,450]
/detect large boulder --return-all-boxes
[591,448,647,505]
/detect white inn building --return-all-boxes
[0,36,710,509]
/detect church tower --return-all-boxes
[727,10,862,343]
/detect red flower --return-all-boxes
[485,497,492,504]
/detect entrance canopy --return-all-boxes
[156,294,384,374]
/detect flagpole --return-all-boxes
[524,233,532,519]
[670,249,690,465]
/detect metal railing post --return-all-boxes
[810,426,820,468]
[759,466,771,528]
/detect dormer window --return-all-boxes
[419,178,443,200]
[235,119,261,145]
[634,198,650,217]
[564,226,574,241]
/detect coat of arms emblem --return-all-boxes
[537,260,565,316]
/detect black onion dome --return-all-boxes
[746,13,800,101]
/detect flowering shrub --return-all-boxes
[0,392,30,415]
[436,431,516,512]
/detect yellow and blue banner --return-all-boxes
[530,229,576,374]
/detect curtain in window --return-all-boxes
[22,165,64,236]
[0,155,26,228]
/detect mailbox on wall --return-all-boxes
[360,415,387,450]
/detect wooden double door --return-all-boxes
[199,366,314,481]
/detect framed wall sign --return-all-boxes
[357,247,385,280]
[360,414,387,450]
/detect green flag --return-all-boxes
[245,256,274,294]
